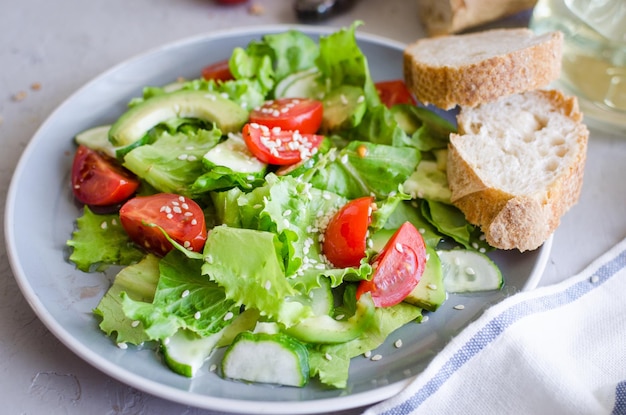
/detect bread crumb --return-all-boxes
[248,3,264,15]
[31,82,42,91]
[12,91,27,101]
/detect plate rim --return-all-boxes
[4,24,552,414]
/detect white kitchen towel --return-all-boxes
[364,237,626,415]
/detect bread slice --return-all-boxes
[447,89,588,252]
[403,28,563,110]
[418,0,538,36]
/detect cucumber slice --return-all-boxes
[74,125,144,160]
[274,67,324,99]
[221,331,309,387]
[438,249,504,293]
[161,329,222,377]
[203,134,267,174]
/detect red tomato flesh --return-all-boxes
[119,193,207,257]
[249,98,323,134]
[201,59,234,82]
[71,145,140,206]
[242,122,324,166]
[322,197,374,268]
[375,80,417,107]
[357,222,427,307]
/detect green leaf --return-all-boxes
[67,207,144,272]
[94,254,160,345]
[123,250,239,340]
[123,128,222,197]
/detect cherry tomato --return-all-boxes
[242,122,324,166]
[375,80,417,107]
[357,222,427,307]
[249,98,323,134]
[119,193,207,257]
[201,59,234,82]
[71,145,140,207]
[322,197,374,268]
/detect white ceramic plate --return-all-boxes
[4,25,552,414]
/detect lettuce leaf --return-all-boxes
[122,250,239,340]
[123,128,222,197]
[67,207,144,272]
[94,254,160,345]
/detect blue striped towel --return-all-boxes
[364,237,626,415]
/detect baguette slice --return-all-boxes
[418,0,538,36]
[447,89,588,252]
[404,28,563,110]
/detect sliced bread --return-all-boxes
[403,28,563,110]
[447,89,589,251]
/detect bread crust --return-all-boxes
[403,29,563,110]
[447,90,588,251]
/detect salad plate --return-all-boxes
[4,25,552,414]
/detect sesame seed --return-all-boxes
[264,280,272,290]
[194,311,201,319]
[183,241,191,248]
[167,213,173,219]
[453,304,465,310]
[324,353,333,361]
[340,154,349,164]
[395,243,404,253]
[364,351,372,358]
[371,354,382,361]
[191,219,197,225]
[394,339,403,348]
[181,203,189,210]
[117,342,128,349]
[131,320,140,328]
[427,283,437,290]
[209,364,217,372]
[421,315,429,323]
[181,290,190,298]
[590,275,600,283]
[224,311,234,321]
[177,154,189,160]
[163,337,170,345]
[465,267,476,276]
[205,254,214,264]
[335,314,345,320]
[100,221,108,230]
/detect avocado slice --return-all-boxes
[109,89,249,147]
[322,85,367,133]
[403,246,447,312]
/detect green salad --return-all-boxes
[66,22,502,389]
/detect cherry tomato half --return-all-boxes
[375,80,417,107]
[249,98,323,134]
[357,222,427,307]
[71,145,140,206]
[201,59,234,82]
[119,193,207,257]
[242,123,324,166]
[322,196,374,268]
